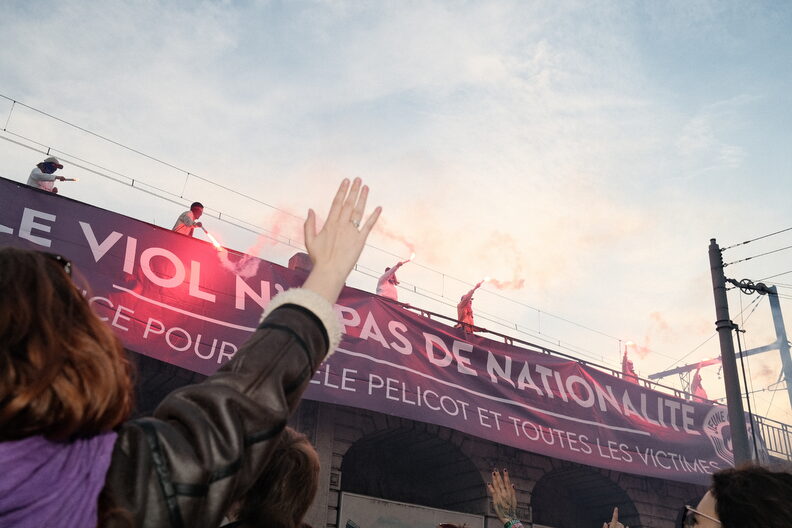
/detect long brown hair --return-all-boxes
[0,247,133,440]
[234,427,320,528]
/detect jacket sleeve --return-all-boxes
[104,288,341,528]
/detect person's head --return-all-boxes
[190,202,204,219]
[0,247,133,441]
[232,427,320,528]
[680,465,792,528]
[37,156,63,174]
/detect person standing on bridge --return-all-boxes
[376,256,412,301]
[456,279,485,334]
[27,156,68,194]
[173,202,204,237]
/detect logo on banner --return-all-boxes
[703,406,733,465]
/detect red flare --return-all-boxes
[201,227,223,250]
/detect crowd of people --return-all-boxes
[8,164,792,528]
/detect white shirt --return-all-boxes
[27,168,57,192]
[173,211,199,236]
[376,263,403,301]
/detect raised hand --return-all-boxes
[603,507,628,528]
[303,178,381,304]
[487,469,518,525]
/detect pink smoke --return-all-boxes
[628,312,673,359]
[375,217,416,255]
[488,278,526,290]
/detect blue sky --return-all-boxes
[1,0,791,422]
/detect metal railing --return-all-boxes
[753,414,792,461]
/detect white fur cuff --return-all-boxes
[259,288,342,358]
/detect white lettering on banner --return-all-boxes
[140,247,186,288]
[340,368,730,478]
[327,302,703,440]
[77,221,275,311]
[20,208,56,247]
[365,373,471,420]
[566,375,595,408]
[452,341,477,376]
[477,407,502,430]
[0,222,13,234]
[335,305,361,332]
[80,221,123,262]
[143,317,166,339]
[535,365,558,398]
[111,304,135,331]
[487,351,513,385]
[235,275,271,310]
[425,333,453,367]
[123,236,137,273]
[88,296,114,321]
[388,321,412,355]
[142,316,237,363]
[189,261,217,302]
[360,311,390,349]
[516,361,543,395]
[341,368,357,392]
[310,364,359,392]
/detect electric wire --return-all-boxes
[659,296,762,372]
[0,130,622,370]
[2,117,779,407]
[722,226,792,251]
[0,95,628,347]
[761,270,792,281]
[724,244,792,267]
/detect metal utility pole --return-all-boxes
[766,286,792,408]
[709,239,751,465]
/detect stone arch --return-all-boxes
[340,426,487,514]
[531,464,641,528]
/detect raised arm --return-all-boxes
[106,178,381,527]
[488,469,521,527]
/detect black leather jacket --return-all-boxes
[104,297,332,527]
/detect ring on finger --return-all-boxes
[351,219,361,229]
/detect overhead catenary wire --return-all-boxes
[721,226,792,251]
[0,94,629,349]
[724,244,792,267]
[761,270,792,281]
[5,100,789,409]
[659,296,762,372]
[1,129,627,370]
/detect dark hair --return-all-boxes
[711,465,792,528]
[0,247,133,441]
[190,202,204,210]
[234,428,320,528]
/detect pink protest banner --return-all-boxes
[0,177,739,484]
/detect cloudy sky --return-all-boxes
[1,0,791,422]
